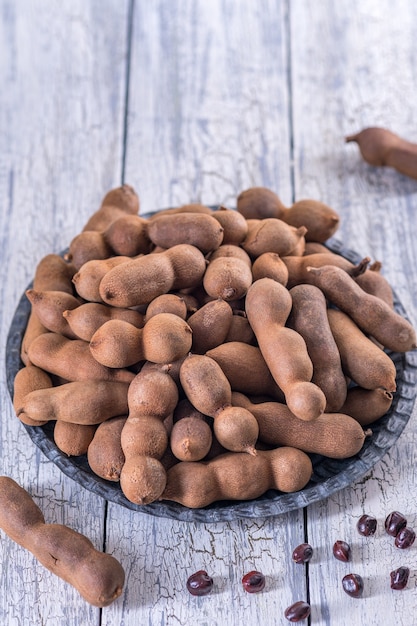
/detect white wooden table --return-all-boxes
[1,1,417,624]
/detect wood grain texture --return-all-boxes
[290,1,417,623]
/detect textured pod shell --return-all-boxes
[147,213,224,253]
[237,187,287,220]
[242,218,307,258]
[281,199,340,242]
[203,256,253,301]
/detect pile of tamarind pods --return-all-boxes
[13,184,417,509]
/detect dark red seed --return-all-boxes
[357,514,377,537]
[292,543,314,564]
[385,511,407,537]
[242,570,266,593]
[284,600,311,622]
[342,573,364,598]
[390,566,410,590]
[186,570,213,596]
[394,526,416,549]
[333,540,351,562]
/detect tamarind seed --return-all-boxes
[292,543,314,564]
[394,527,416,549]
[241,570,266,593]
[342,573,364,598]
[333,540,351,562]
[284,601,311,622]
[390,566,410,590]
[357,514,377,537]
[385,511,407,537]
[186,570,214,596]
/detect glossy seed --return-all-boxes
[342,573,364,598]
[186,570,214,596]
[385,511,407,537]
[333,540,351,562]
[394,526,416,549]
[390,566,410,590]
[284,600,311,622]
[242,570,266,593]
[292,543,314,564]
[357,514,377,537]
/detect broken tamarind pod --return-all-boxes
[346,127,417,180]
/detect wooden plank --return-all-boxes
[106,1,308,624]
[0,1,130,623]
[290,0,417,623]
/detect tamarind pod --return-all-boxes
[327,308,397,391]
[87,416,127,481]
[232,392,366,459]
[211,207,248,245]
[251,252,289,286]
[224,314,256,345]
[280,199,340,242]
[0,476,125,607]
[187,299,233,354]
[25,289,80,339]
[20,313,49,366]
[119,367,179,504]
[209,244,252,266]
[12,365,53,426]
[245,279,326,421]
[147,203,213,220]
[99,244,206,308]
[203,256,253,301]
[147,213,224,253]
[103,214,151,256]
[303,242,333,255]
[179,354,259,455]
[27,333,134,383]
[241,218,307,258]
[288,285,347,411]
[63,302,144,342]
[145,294,188,321]
[19,380,130,425]
[54,422,97,456]
[206,342,284,401]
[339,387,394,426]
[307,265,416,352]
[354,264,394,308]
[32,254,77,294]
[346,127,417,180]
[161,446,313,508]
[72,255,133,303]
[65,231,113,270]
[236,187,287,220]
[282,252,366,289]
[170,416,213,462]
[82,184,139,232]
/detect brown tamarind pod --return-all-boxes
[211,207,248,244]
[354,263,394,308]
[251,252,289,286]
[147,213,224,254]
[209,243,252,266]
[232,392,366,459]
[103,214,151,256]
[339,387,394,426]
[288,285,347,412]
[242,218,307,258]
[18,380,130,425]
[245,278,326,421]
[224,313,256,345]
[280,199,340,242]
[346,127,417,181]
[307,264,416,352]
[147,203,213,220]
[327,308,397,392]
[303,242,333,255]
[27,333,135,383]
[179,354,259,455]
[282,252,368,289]
[203,256,253,301]
[72,256,132,302]
[25,289,81,339]
[99,244,206,308]
[12,365,53,426]
[236,187,287,220]
[54,422,97,456]
[206,341,284,401]
[65,231,113,270]
[144,294,188,321]
[161,446,313,508]
[170,415,213,462]
[87,416,127,481]
[63,302,144,342]
[82,184,139,232]
[187,299,233,354]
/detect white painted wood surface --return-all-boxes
[1,1,417,625]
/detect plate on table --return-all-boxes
[5,237,417,522]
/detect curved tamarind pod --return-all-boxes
[245,278,326,421]
[339,387,394,426]
[307,265,416,352]
[0,476,125,607]
[327,309,397,392]
[354,263,394,308]
[161,446,313,508]
[64,302,144,342]
[232,392,366,459]
[25,289,80,339]
[12,365,53,426]
[346,127,417,180]
[288,284,347,411]
[282,253,369,289]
